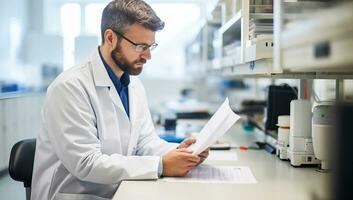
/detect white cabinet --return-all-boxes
[3,98,19,169]
[0,94,44,171]
[0,101,6,170]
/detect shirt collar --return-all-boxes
[98,47,130,91]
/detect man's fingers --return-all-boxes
[200,152,209,158]
[186,157,200,163]
[176,150,200,163]
[184,137,196,144]
[187,164,198,169]
[199,150,208,155]
[176,148,193,154]
[198,154,206,159]
[178,137,196,148]
[198,149,209,157]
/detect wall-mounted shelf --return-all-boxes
[191,0,353,79]
[250,13,273,19]
[211,65,353,80]
[274,1,353,77]
[213,0,275,76]
[212,58,275,77]
[245,39,273,62]
[219,10,242,39]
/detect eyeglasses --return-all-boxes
[112,30,158,53]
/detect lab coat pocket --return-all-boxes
[55,193,110,200]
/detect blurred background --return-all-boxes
[0,0,352,199]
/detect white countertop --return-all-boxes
[113,123,332,200]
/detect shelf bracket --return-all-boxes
[298,79,312,100]
[336,79,344,102]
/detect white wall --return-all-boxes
[141,78,191,111]
[0,0,29,79]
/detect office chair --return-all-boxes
[8,139,36,200]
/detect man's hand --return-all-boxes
[178,137,209,165]
[177,137,196,149]
[197,148,209,165]
[162,148,200,177]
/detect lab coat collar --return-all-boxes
[90,48,136,121]
[91,48,114,87]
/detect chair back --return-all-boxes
[8,139,36,200]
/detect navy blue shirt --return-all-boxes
[98,47,130,117]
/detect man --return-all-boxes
[31,0,209,200]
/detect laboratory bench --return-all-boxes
[0,91,45,99]
[113,122,331,200]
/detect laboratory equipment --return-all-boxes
[265,85,297,131]
[162,114,177,135]
[158,114,186,143]
[312,104,335,170]
[276,115,290,160]
[287,99,320,166]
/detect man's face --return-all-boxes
[111,24,155,75]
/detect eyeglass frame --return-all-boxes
[111,29,158,53]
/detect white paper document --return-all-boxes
[188,98,241,155]
[206,150,238,161]
[162,165,256,184]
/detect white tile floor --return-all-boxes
[0,173,25,200]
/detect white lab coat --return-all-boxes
[31,49,177,200]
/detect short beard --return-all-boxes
[110,42,145,76]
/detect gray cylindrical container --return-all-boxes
[312,104,335,170]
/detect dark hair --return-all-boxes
[101,0,165,43]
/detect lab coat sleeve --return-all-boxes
[44,79,160,184]
[134,83,178,156]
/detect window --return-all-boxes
[58,2,202,74]
[85,3,105,38]
[60,3,81,37]
[60,3,81,70]
[143,3,201,79]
